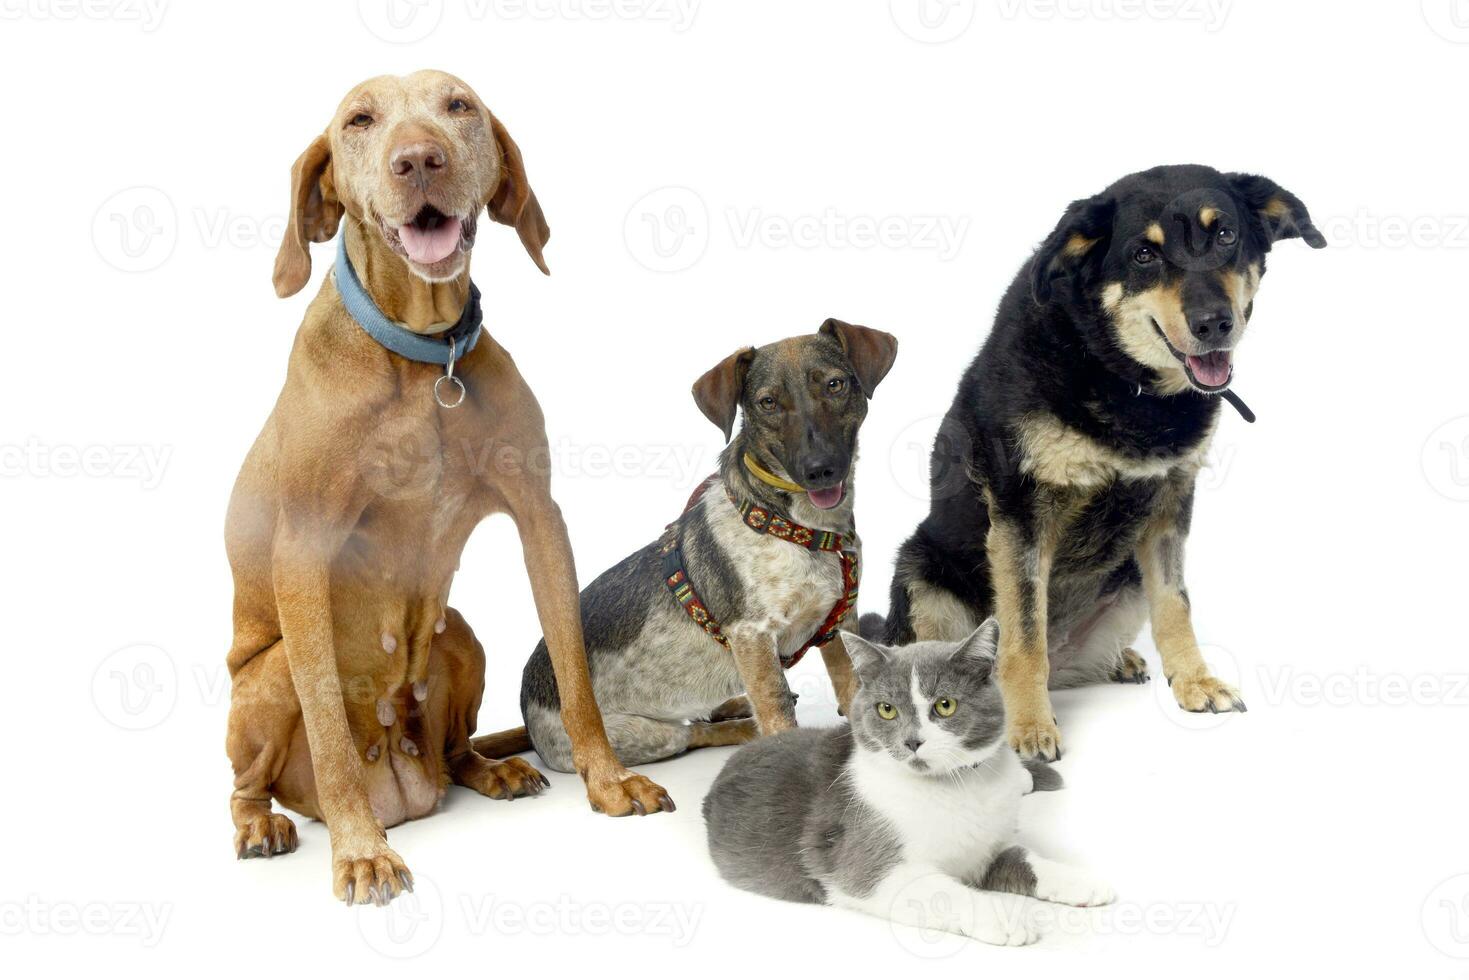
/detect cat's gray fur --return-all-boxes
[703,621,1115,946]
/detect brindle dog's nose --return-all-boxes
[801,456,841,486]
[390,140,446,183]
[1190,309,1234,343]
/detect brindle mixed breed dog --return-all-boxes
[873,164,1324,761]
[476,320,896,769]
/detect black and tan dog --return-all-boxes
[473,320,898,772]
[867,164,1324,761]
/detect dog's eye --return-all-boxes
[757,395,778,411]
[933,697,957,718]
[1216,227,1237,246]
[348,113,373,128]
[1133,246,1156,266]
[448,98,470,113]
[876,702,898,720]
[827,377,847,395]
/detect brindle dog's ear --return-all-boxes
[272,133,343,298]
[1030,194,1116,305]
[488,113,551,275]
[1226,173,1327,249]
[819,318,898,397]
[692,346,756,442]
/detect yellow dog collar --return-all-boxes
[742,453,805,493]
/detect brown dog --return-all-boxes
[225,71,671,906]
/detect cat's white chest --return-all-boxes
[849,749,1026,879]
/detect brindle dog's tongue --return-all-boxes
[808,483,844,510]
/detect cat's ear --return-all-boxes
[839,630,889,677]
[950,619,1000,676]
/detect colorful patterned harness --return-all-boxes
[660,479,860,669]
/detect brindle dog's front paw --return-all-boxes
[1008,715,1062,762]
[332,837,412,907]
[585,768,675,817]
[1169,673,1247,713]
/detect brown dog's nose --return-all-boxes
[390,140,446,183]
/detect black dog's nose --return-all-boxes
[801,457,841,485]
[1191,310,1234,342]
[904,737,923,753]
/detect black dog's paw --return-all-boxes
[1111,648,1150,684]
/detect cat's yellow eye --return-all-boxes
[876,702,898,720]
[934,697,958,717]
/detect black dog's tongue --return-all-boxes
[1221,389,1256,423]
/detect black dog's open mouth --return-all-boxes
[379,206,478,268]
[1152,319,1233,392]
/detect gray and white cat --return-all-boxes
[702,620,1114,946]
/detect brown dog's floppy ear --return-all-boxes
[1030,194,1116,305]
[488,113,550,275]
[819,318,898,397]
[692,346,756,443]
[272,134,342,298]
[1226,173,1327,249]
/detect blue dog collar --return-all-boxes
[334,235,482,407]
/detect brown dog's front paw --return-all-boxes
[585,769,675,817]
[1170,673,1246,713]
[1008,715,1062,762]
[332,839,412,907]
[234,812,298,859]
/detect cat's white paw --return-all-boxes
[1034,864,1115,908]
[969,895,1042,946]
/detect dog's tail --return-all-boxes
[470,727,533,758]
[858,612,887,641]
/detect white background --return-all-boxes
[3,0,1468,974]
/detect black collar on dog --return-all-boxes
[1221,389,1256,423]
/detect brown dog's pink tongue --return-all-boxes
[807,483,844,510]
[399,220,461,264]
[1186,351,1232,388]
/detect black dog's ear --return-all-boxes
[1030,194,1116,304]
[819,318,899,397]
[1226,173,1327,249]
[692,346,756,443]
